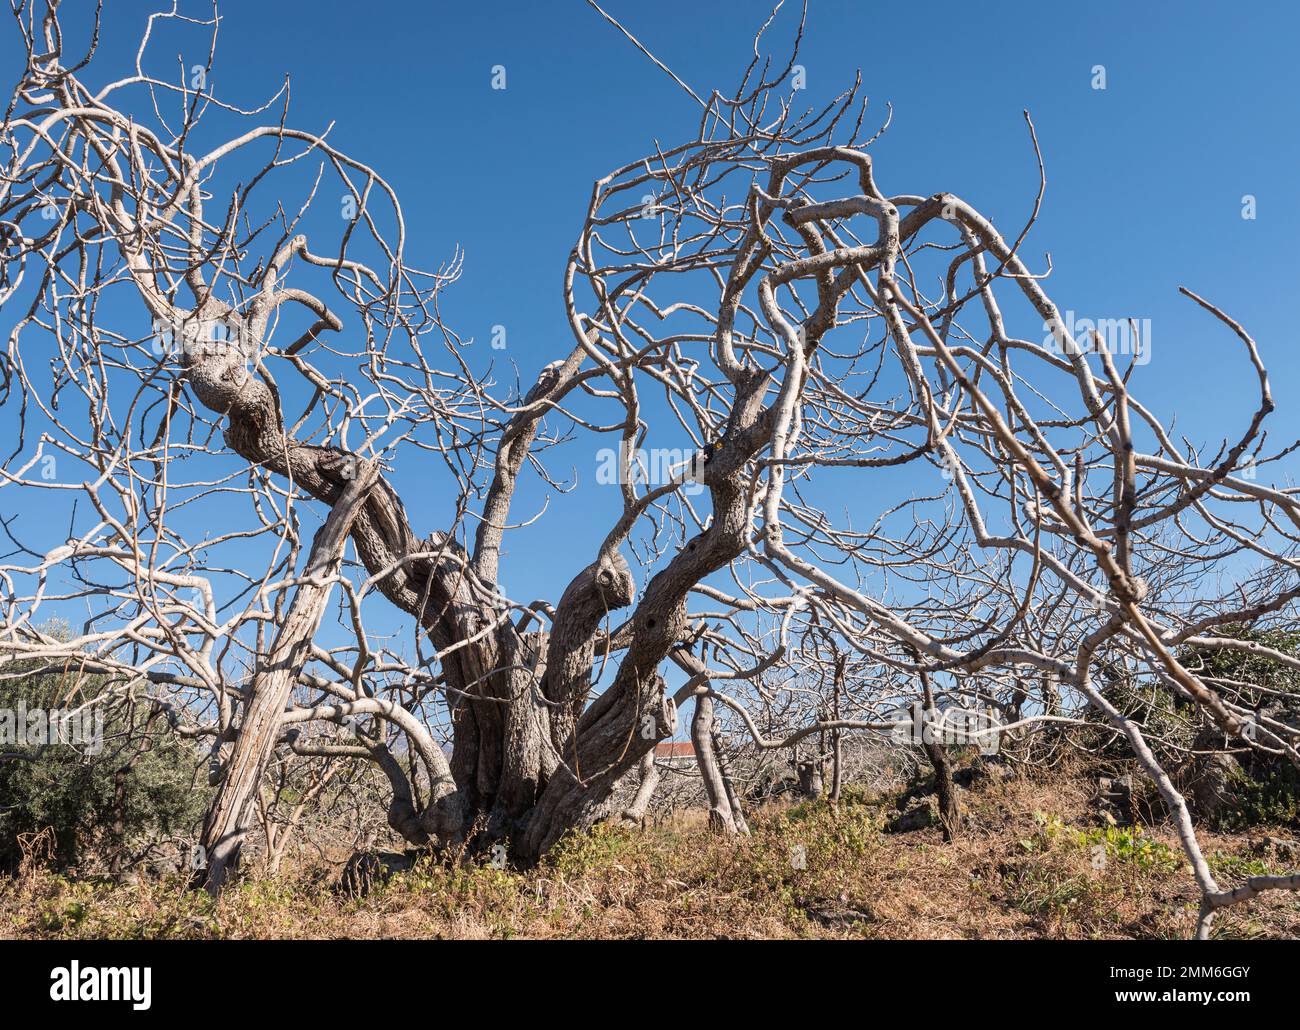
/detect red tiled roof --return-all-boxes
[655,741,695,759]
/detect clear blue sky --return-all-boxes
[6,0,1300,669]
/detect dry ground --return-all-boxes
[3,765,1298,939]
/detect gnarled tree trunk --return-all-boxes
[200,463,378,891]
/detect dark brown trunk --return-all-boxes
[919,667,960,842]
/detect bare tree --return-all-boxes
[2,1,1299,935]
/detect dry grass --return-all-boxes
[3,766,1297,939]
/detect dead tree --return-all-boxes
[917,661,960,842]
[199,462,377,889]
[2,2,1299,935]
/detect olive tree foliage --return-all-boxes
[2,1,1299,933]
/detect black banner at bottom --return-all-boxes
[0,939,1287,1016]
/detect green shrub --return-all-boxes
[0,668,209,872]
[1219,766,1300,830]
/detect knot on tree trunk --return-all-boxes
[555,552,636,617]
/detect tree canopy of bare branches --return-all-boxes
[2,1,1298,936]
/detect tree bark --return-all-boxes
[919,667,960,842]
[692,694,736,834]
[795,756,824,799]
[200,463,377,892]
[711,724,749,834]
[619,751,661,828]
